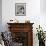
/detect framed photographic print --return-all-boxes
[15,3,26,16]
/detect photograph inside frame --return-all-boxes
[15,3,26,16]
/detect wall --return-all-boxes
[2,0,40,30]
[2,0,46,46]
[40,0,46,31]
[40,0,46,14]
[0,0,2,32]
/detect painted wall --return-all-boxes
[2,0,40,31]
[40,0,46,14]
[0,0,2,32]
[2,0,46,46]
[40,0,46,31]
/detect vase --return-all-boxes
[39,40,45,46]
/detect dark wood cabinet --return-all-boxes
[7,23,34,46]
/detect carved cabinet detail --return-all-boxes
[7,23,34,46]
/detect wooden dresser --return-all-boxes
[7,23,34,46]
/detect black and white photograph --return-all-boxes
[15,3,26,16]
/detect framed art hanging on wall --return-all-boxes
[15,3,26,16]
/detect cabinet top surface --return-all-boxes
[7,23,34,25]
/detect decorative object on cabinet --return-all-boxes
[25,20,30,23]
[7,22,34,46]
[15,3,26,16]
[8,19,19,23]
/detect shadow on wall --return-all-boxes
[0,0,2,32]
[40,0,46,14]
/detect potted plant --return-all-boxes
[36,25,45,46]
